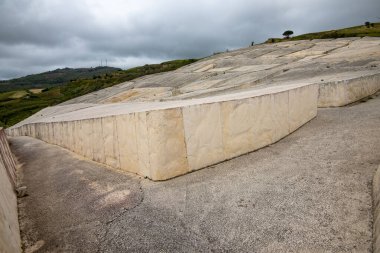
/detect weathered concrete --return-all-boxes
[7,83,318,180]
[373,165,380,253]
[57,37,380,105]
[0,129,21,253]
[12,93,380,252]
[6,37,380,180]
[318,73,380,107]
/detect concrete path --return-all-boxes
[12,94,380,253]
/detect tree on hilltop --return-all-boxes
[282,30,294,39]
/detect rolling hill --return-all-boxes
[0,66,121,92]
[266,22,380,43]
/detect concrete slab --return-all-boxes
[8,83,318,180]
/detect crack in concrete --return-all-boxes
[96,182,145,253]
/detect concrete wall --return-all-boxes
[0,129,21,253]
[373,165,380,253]
[7,84,318,181]
[318,74,380,107]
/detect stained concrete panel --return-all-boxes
[74,121,84,156]
[270,91,290,142]
[0,129,21,253]
[92,119,106,164]
[102,117,120,169]
[146,108,189,180]
[60,123,67,150]
[289,84,318,132]
[183,103,225,172]
[221,99,258,158]
[116,114,139,174]
[373,165,380,253]
[82,120,93,160]
[250,95,278,150]
[135,112,151,178]
[68,122,76,154]
[318,74,380,107]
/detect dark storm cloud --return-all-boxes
[0,0,379,79]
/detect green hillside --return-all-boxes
[0,59,197,127]
[0,66,121,92]
[266,22,380,43]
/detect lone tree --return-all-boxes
[283,30,294,39]
[365,21,370,28]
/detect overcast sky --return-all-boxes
[0,0,379,80]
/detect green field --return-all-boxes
[266,22,380,43]
[0,59,197,127]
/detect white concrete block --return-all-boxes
[289,84,318,132]
[92,118,106,164]
[270,91,290,142]
[250,95,278,150]
[183,103,225,171]
[135,112,151,178]
[146,108,189,180]
[81,120,93,160]
[221,99,257,158]
[318,74,380,107]
[116,114,139,174]
[102,117,120,169]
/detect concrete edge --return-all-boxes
[318,73,380,107]
[0,129,21,253]
[6,83,318,181]
[373,165,380,253]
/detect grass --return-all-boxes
[29,89,44,94]
[0,59,198,127]
[266,22,380,43]
[9,90,28,99]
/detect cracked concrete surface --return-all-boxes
[12,93,380,252]
[54,37,379,104]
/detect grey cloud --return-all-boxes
[0,0,379,79]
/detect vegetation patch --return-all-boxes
[266,22,380,43]
[9,91,28,99]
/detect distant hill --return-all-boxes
[0,66,121,92]
[266,22,380,43]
